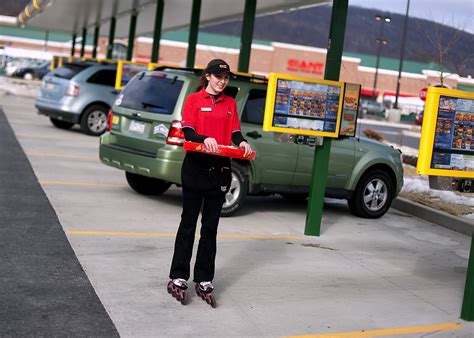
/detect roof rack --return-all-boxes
[152,65,267,83]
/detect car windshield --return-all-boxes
[119,73,184,114]
[52,63,90,80]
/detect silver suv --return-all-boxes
[36,62,120,136]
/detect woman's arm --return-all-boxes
[182,127,207,143]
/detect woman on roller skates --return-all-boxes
[168,59,252,307]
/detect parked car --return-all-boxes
[35,61,119,135]
[415,110,424,126]
[359,98,385,119]
[12,61,51,80]
[99,67,404,218]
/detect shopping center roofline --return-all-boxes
[16,0,330,38]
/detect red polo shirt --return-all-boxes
[181,88,241,145]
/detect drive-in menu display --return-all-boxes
[272,78,341,133]
[431,96,473,172]
[263,73,344,138]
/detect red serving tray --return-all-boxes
[184,141,256,160]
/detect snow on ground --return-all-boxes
[0,75,40,97]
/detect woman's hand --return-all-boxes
[204,137,218,153]
[239,141,252,157]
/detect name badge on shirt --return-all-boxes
[201,107,212,112]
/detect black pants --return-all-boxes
[169,153,230,282]
[169,188,225,282]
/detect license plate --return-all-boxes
[129,120,146,134]
[46,83,55,91]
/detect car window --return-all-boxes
[119,73,184,114]
[241,89,267,125]
[52,63,90,80]
[225,86,239,98]
[87,69,117,87]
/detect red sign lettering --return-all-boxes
[286,59,324,75]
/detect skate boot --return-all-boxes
[167,278,188,305]
[195,281,216,308]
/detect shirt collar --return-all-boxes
[200,87,225,102]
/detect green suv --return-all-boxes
[99,67,403,218]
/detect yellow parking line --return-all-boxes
[286,322,463,338]
[40,180,126,188]
[16,133,86,141]
[65,230,304,239]
[26,151,97,161]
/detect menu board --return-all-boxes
[340,83,361,137]
[417,87,474,178]
[263,73,344,138]
[431,96,473,171]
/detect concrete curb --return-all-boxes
[392,197,473,236]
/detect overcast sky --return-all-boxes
[349,0,474,33]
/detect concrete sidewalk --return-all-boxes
[1,94,473,337]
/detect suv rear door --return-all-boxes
[293,137,355,189]
[40,62,90,101]
[111,72,188,155]
[239,88,297,185]
[85,68,120,103]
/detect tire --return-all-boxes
[125,172,171,195]
[80,104,109,136]
[50,117,74,129]
[23,72,33,80]
[348,169,394,218]
[280,193,308,202]
[221,162,248,217]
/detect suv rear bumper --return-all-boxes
[99,133,183,183]
[35,101,81,123]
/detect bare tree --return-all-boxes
[414,15,473,85]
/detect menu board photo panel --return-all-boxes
[417,87,474,178]
[339,83,361,137]
[263,73,344,138]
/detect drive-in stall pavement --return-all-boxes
[1,94,473,337]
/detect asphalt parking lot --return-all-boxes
[1,94,473,337]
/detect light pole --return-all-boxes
[372,15,391,100]
[394,0,411,109]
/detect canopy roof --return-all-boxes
[18,0,330,38]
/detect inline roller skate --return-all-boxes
[195,281,216,308]
[167,278,188,305]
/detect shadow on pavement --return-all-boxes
[0,108,118,336]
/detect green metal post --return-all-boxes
[304,0,348,236]
[186,0,201,68]
[127,10,138,61]
[107,17,116,59]
[80,27,87,57]
[92,25,100,58]
[461,235,474,321]
[238,0,256,73]
[71,33,76,56]
[44,30,49,51]
[151,0,164,63]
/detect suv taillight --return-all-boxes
[65,83,80,96]
[106,109,113,131]
[166,120,185,146]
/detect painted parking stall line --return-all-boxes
[26,151,98,161]
[286,322,463,338]
[66,230,305,240]
[40,180,127,188]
